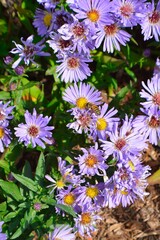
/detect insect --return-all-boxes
[85,102,101,116]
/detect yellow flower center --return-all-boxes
[76,97,88,109]
[81,212,92,225]
[56,180,65,188]
[63,193,75,205]
[96,118,107,130]
[87,9,100,22]
[120,189,128,195]
[43,13,52,27]
[85,154,97,167]
[128,161,135,172]
[86,187,99,199]
[0,127,4,139]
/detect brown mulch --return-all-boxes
[93,184,160,240]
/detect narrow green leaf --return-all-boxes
[4,212,18,222]
[0,91,11,100]
[55,204,77,218]
[0,180,23,202]
[125,67,137,82]
[17,81,38,91]
[116,86,130,99]
[12,173,38,193]
[107,158,117,166]
[147,169,160,185]
[11,208,36,239]
[0,202,7,212]
[0,160,10,173]
[35,152,45,186]
[0,19,8,35]
[41,196,56,206]
[22,161,33,179]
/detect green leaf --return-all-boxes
[35,152,45,186]
[107,158,117,166]
[130,37,138,46]
[0,180,23,202]
[0,19,8,35]
[0,91,11,100]
[125,67,137,82]
[116,85,130,99]
[147,169,160,185]
[18,202,30,209]
[12,173,38,193]
[10,208,36,239]
[0,160,10,173]
[0,202,7,212]
[22,161,33,179]
[4,212,18,222]
[41,196,56,206]
[17,81,38,91]
[55,204,77,218]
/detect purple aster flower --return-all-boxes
[0,222,7,240]
[69,0,112,29]
[140,74,160,111]
[37,0,60,9]
[58,19,96,54]
[76,143,107,176]
[10,35,50,68]
[101,119,147,160]
[103,157,150,208]
[52,8,74,31]
[0,121,12,153]
[63,82,102,110]
[56,185,77,208]
[138,0,160,41]
[0,101,14,123]
[154,58,160,77]
[48,225,75,240]
[14,108,54,149]
[45,174,66,194]
[56,53,92,83]
[110,0,147,28]
[74,183,103,208]
[66,0,77,6]
[74,205,101,237]
[33,8,54,37]
[90,103,119,140]
[67,108,96,135]
[58,157,83,186]
[133,108,160,145]
[47,32,73,54]
[95,22,131,53]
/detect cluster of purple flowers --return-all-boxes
[0,105,54,152]
[2,0,159,238]
[8,0,160,83]
[62,82,119,140]
[46,141,151,237]
[45,72,160,236]
[58,65,160,235]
